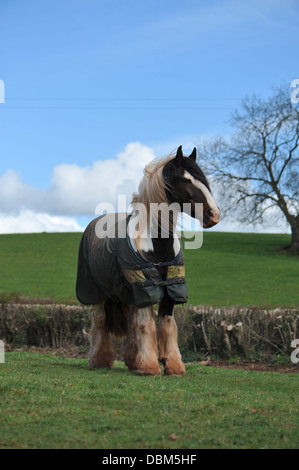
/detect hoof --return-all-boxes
[88,358,114,369]
[162,358,186,376]
[133,367,162,377]
[133,361,162,376]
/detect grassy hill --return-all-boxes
[0,231,298,307]
[183,232,299,307]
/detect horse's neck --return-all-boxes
[151,234,180,262]
[128,208,180,262]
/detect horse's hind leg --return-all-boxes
[88,301,114,369]
[125,306,161,376]
[158,315,185,376]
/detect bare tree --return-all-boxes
[198,85,299,253]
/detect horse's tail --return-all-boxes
[104,299,129,337]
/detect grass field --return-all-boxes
[0,352,298,449]
[0,231,298,306]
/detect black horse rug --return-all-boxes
[76,214,188,308]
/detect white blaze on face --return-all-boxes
[184,171,220,222]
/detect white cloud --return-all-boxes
[0,169,40,212]
[0,141,291,234]
[0,142,155,219]
[0,210,83,234]
[211,217,290,234]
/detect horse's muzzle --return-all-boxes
[203,207,220,228]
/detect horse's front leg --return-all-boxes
[125,306,161,376]
[158,294,185,376]
[88,301,114,369]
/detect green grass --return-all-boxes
[184,231,299,306]
[0,352,298,449]
[0,232,80,302]
[0,231,298,306]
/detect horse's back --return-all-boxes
[76,214,132,306]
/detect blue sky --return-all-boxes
[0,0,298,232]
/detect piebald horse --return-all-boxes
[76,146,220,376]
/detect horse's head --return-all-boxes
[162,146,220,228]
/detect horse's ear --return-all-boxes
[174,145,183,166]
[189,147,196,161]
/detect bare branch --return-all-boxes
[236,190,279,204]
[276,123,299,184]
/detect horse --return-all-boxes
[76,146,220,376]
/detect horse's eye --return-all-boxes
[182,177,192,184]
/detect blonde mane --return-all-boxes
[130,153,176,254]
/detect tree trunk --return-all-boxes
[290,221,299,254]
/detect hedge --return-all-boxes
[0,303,298,360]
